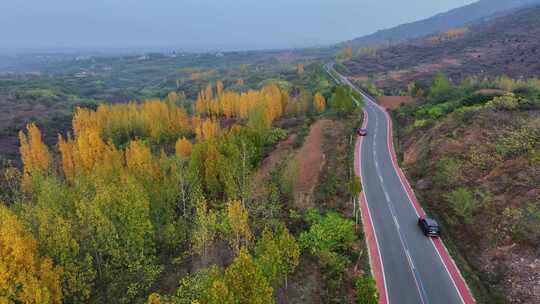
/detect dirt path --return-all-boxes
[293,119,335,210]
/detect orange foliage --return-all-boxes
[313,92,326,113]
[72,97,190,144]
[175,137,193,157]
[58,128,124,180]
[0,204,63,304]
[192,81,289,127]
[18,123,51,190]
[195,119,220,140]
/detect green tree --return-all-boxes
[299,211,356,255]
[255,225,300,288]
[224,248,274,304]
[192,199,219,267]
[429,72,453,101]
[226,200,252,253]
[330,85,354,115]
[173,266,227,304]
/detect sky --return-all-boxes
[0,0,477,53]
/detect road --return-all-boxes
[325,63,475,304]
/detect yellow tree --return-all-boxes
[195,119,219,141]
[194,93,207,116]
[19,123,52,190]
[72,107,99,138]
[57,134,77,181]
[125,140,154,176]
[0,204,63,304]
[226,200,252,253]
[313,92,326,113]
[216,80,224,97]
[223,248,273,304]
[175,137,193,157]
[297,63,304,76]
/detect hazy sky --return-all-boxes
[0,0,477,53]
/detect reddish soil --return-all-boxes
[293,119,335,210]
[377,96,415,109]
[256,134,297,181]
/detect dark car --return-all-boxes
[357,128,368,136]
[418,217,441,237]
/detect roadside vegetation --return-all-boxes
[393,73,540,304]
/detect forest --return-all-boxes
[0,65,378,304]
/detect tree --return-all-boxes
[429,72,453,100]
[19,123,51,190]
[297,64,304,76]
[255,225,300,288]
[173,266,229,304]
[331,85,354,115]
[224,248,274,304]
[192,199,218,266]
[0,203,63,304]
[313,92,326,113]
[299,211,356,256]
[195,119,219,141]
[216,80,224,97]
[75,179,160,302]
[226,200,252,253]
[175,137,193,157]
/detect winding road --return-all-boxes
[325,63,475,304]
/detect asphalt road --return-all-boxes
[326,64,469,304]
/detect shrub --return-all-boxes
[355,276,379,304]
[434,157,462,187]
[502,203,540,246]
[485,93,522,110]
[496,118,540,161]
[413,119,431,128]
[299,211,356,255]
[445,188,480,224]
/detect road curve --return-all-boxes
[326,63,475,304]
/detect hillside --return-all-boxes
[391,72,540,303]
[344,0,540,49]
[343,5,540,93]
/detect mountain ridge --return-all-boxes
[344,0,540,48]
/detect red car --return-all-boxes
[357,128,368,136]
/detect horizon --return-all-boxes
[0,0,476,54]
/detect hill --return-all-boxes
[344,0,540,49]
[343,5,540,93]
[390,74,540,304]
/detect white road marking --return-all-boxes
[393,215,400,229]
